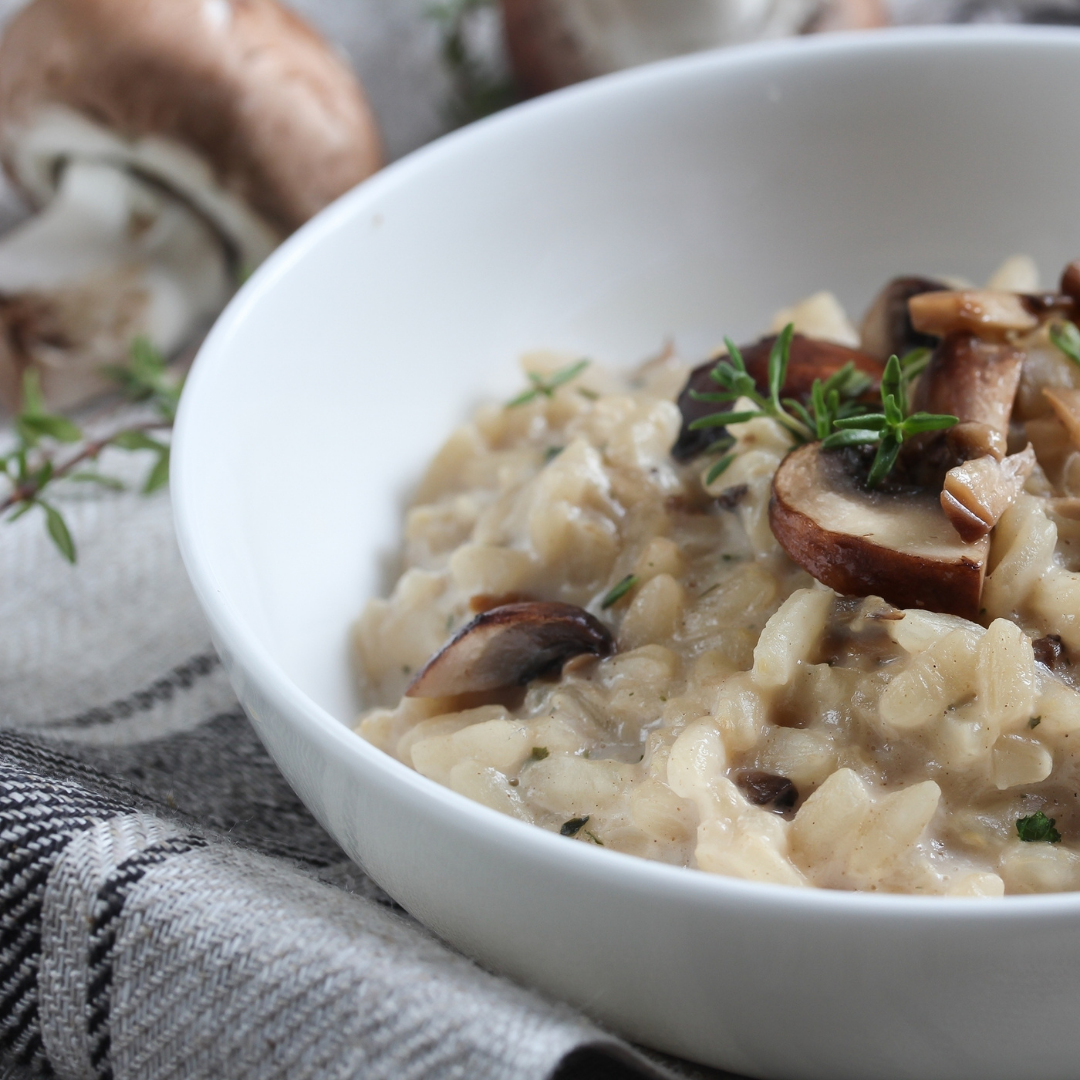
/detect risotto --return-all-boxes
[354,254,1080,896]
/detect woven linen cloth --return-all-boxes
[0,443,739,1080]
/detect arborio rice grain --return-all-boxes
[355,255,1080,896]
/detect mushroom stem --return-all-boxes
[0,159,231,410]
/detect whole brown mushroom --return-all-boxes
[502,0,888,97]
[0,0,383,410]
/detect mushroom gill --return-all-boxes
[405,601,614,699]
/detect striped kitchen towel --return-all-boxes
[0,442,728,1080]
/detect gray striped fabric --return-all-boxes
[0,434,731,1080]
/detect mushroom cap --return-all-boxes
[0,0,382,243]
[858,275,946,361]
[406,601,615,699]
[770,442,989,619]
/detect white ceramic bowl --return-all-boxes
[173,27,1080,1080]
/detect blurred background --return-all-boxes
[0,0,1078,240]
[1,0,1080,419]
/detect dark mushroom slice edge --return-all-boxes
[769,442,989,620]
[405,601,615,699]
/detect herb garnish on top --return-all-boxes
[687,326,957,488]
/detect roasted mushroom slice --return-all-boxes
[735,770,798,815]
[405,601,614,698]
[859,276,947,361]
[672,334,882,461]
[941,446,1036,543]
[0,0,382,409]
[906,332,1025,465]
[770,443,989,619]
[908,290,1040,340]
[1060,259,1080,308]
[1044,387,1080,451]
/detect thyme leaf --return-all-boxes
[1,339,180,562]
[1050,321,1080,368]
[1017,810,1061,844]
[820,354,957,488]
[507,359,590,407]
[600,574,638,609]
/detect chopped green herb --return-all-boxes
[822,354,958,488]
[506,359,590,408]
[1016,810,1061,843]
[1030,716,1042,729]
[560,816,590,837]
[691,332,955,490]
[600,574,638,609]
[704,452,736,485]
[427,0,516,126]
[577,387,599,401]
[1051,321,1080,368]
[688,324,812,442]
[528,746,550,762]
[583,829,605,846]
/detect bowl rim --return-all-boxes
[173,21,1080,919]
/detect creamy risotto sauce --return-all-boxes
[355,257,1080,896]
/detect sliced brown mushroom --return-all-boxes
[906,285,1071,337]
[1060,260,1080,307]
[735,770,798,814]
[1033,634,1069,671]
[0,0,382,409]
[907,289,1041,340]
[770,443,989,619]
[904,331,1025,468]
[1043,387,1080,451]
[672,334,882,461]
[940,445,1036,542]
[858,276,948,361]
[1050,496,1080,521]
[405,601,614,699]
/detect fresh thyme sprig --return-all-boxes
[688,324,875,484]
[427,0,516,125]
[506,359,590,407]
[1050,320,1080,368]
[822,353,957,488]
[0,338,181,563]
